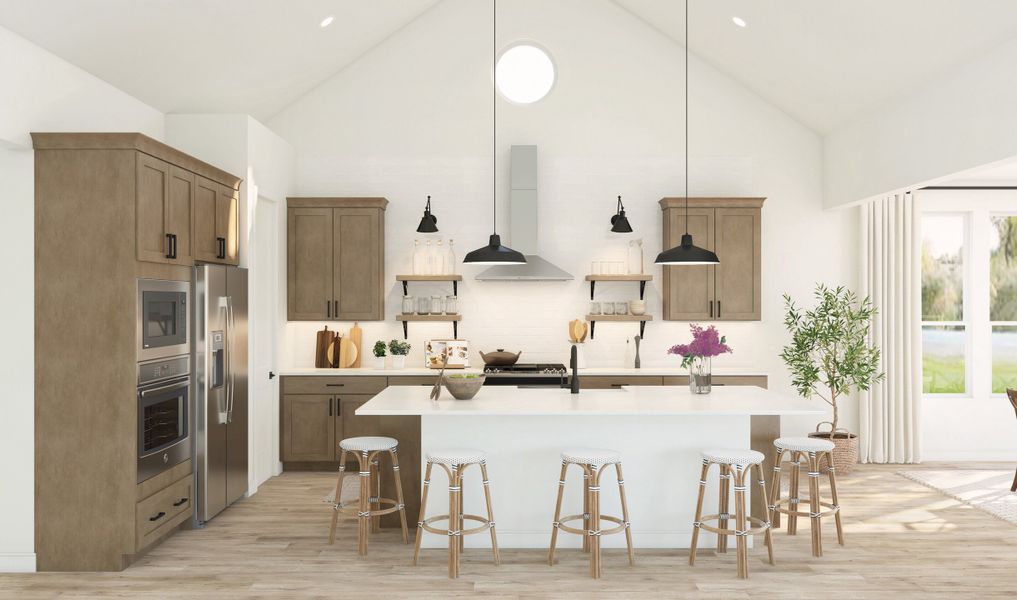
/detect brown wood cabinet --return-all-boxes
[31,133,241,571]
[661,198,764,321]
[281,394,337,462]
[287,198,387,321]
[194,175,239,264]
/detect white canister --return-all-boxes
[629,299,646,315]
[391,355,407,370]
[373,355,386,370]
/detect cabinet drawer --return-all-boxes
[580,376,663,389]
[662,375,768,388]
[282,376,387,395]
[136,474,192,550]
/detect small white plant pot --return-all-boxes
[373,356,386,370]
[391,355,407,370]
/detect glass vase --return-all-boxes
[689,357,712,394]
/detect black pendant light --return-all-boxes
[655,0,719,266]
[464,0,526,265]
[416,195,438,233]
[610,195,633,233]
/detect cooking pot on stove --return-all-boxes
[478,349,522,366]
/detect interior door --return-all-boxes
[136,153,170,263]
[225,267,249,506]
[663,207,715,320]
[166,166,194,264]
[287,207,333,320]
[333,208,382,320]
[714,208,761,320]
[252,196,281,484]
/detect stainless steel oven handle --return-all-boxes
[140,378,190,398]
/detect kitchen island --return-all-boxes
[358,385,822,549]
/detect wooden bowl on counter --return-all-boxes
[443,374,486,400]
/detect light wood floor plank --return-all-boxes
[1,463,1014,598]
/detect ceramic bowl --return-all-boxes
[443,374,486,400]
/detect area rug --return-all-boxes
[898,469,1017,524]
[321,476,358,505]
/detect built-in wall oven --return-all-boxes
[137,279,190,362]
[137,355,191,482]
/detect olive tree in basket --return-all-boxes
[780,284,884,474]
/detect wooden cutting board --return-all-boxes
[349,322,363,368]
[338,336,358,368]
[315,326,336,368]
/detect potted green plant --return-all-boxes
[372,340,387,370]
[780,284,884,474]
[388,339,411,369]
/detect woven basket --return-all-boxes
[808,423,858,476]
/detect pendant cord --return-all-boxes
[492,0,497,235]
[684,0,689,236]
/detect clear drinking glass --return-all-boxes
[615,301,628,315]
[603,302,615,315]
[431,295,443,314]
[417,296,431,315]
[589,301,601,315]
[445,295,458,315]
[402,295,414,314]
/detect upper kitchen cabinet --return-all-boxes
[194,175,240,265]
[287,198,387,321]
[660,198,764,321]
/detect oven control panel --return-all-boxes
[138,355,190,386]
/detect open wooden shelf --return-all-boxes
[396,274,462,296]
[585,274,652,300]
[396,313,462,339]
[584,314,652,339]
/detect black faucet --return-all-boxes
[570,345,580,394]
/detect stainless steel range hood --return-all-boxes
[476,145,573,281]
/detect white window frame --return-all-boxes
[918,190,1017,400]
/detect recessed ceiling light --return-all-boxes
[732,16,747,28]
[320,15,335,28]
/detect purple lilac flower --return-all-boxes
[667,324,732,359]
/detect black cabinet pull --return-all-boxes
[709,300,714,318]
[335,398,341,415]
[717,301,721,318]
[172,497,188,507]
[217,236,226,259]
[165,233,174,259]
[328,397,333,417]
[326,383,345,387]
[327,300,331,319]
[333,300,339,317]
[149,511,166,522]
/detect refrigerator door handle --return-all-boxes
[226,295,236,424]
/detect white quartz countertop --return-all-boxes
[278,366,768,377]
[356,385,820,417]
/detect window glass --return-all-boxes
[922,214,965,321]
[990,216,1017,322]
[991,325,1017,393]
[922,325,966,394]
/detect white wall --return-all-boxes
[824,36,1017,208]
[269,0,858,435]
[165,114,295,493]
[0,24,165,572]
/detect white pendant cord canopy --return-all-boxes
[654,0,720,266]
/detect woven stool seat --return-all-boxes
[561,447,621,466]
[701,448,765,466]
[774,437,835,453]
[339,436,398,452]
[426,448,487,466]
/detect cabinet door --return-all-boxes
[714,208,761,320]
[287,208,334,320]
[166,166,194,265]
[136,153,171,263]
[281,395,335,462]
[193,176,220,262]
[333,208,383,320]
[338,395,382,441]
[662,207,715,321]
[217,184,239,265]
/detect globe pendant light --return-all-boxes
[464,0,526,265]
[655,0,719,266]
[610,195,633,233]
[416,195,439,233]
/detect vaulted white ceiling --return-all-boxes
[0,0,441,119]
[614,0,1017,132]
[2,0,1017,132]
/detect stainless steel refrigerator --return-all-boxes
[193,264,249,523]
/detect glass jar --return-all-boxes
[445,295,458,314]
[589,301,601,315]
[401,295,414,314]
[431,295,443,314]
[417,296,431,315]
[603,302,615,315]
[615,301,628,315]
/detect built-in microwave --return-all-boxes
[137,279,190,362]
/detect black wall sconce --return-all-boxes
[610,195,633,233]
[416,195,438,233]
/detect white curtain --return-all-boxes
[859,192,922,463]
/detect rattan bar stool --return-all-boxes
[768,437,844,557]
[689,449,774,579]
[327,436,410,555]
[548,448,634,579]
[412,448,500,579]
